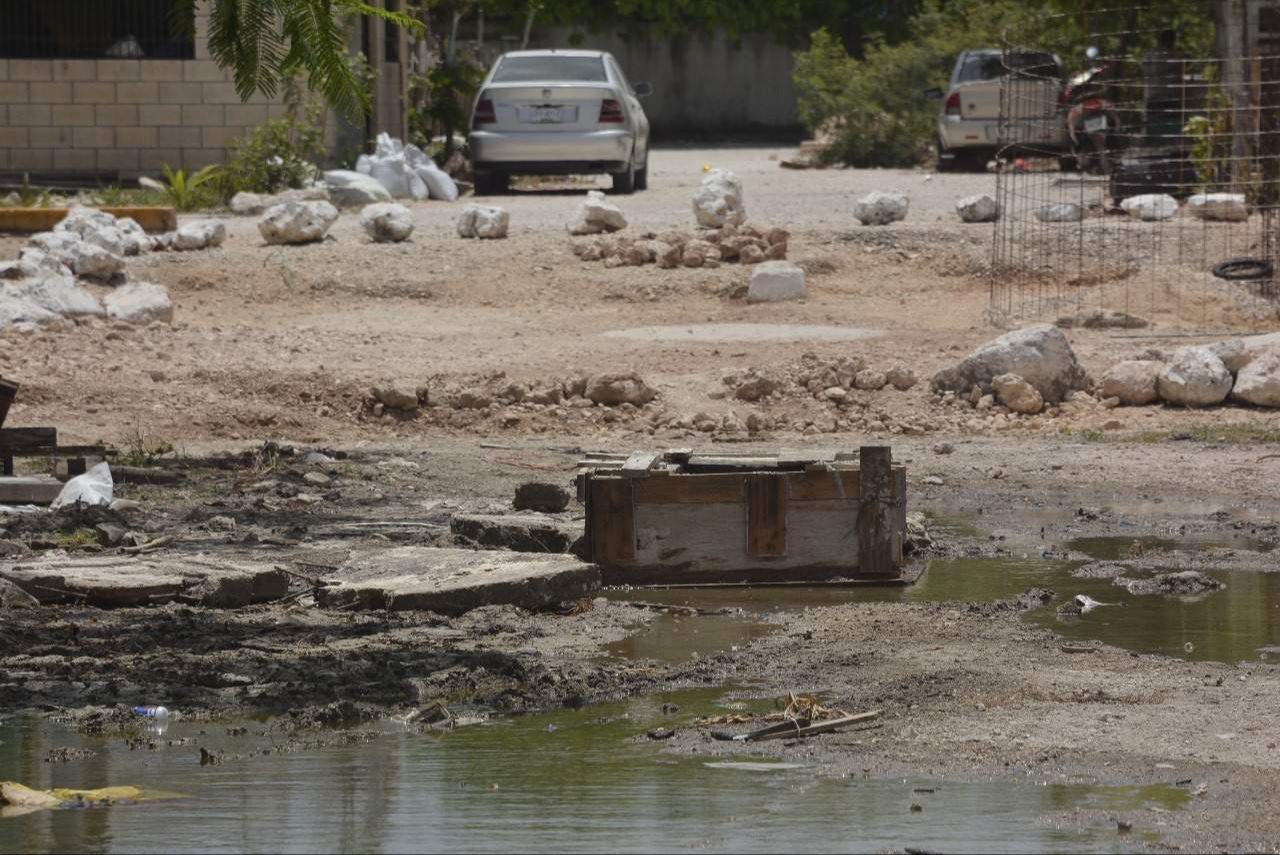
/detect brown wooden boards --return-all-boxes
[589,477,636,563]
[0,427,57,451]
[746,472,788,558]
[857,446,902,578]
[0,207,177,234]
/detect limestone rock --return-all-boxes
[360,203,415,243]
[956,194,999,223]
[513,481,571,513]
[258,200,340,245]
[1207,339,1251,373]
[1036,203,1083,223]
[931,324,1088,404]
[1230,347,1280,407]
[991,373,1044,414]
[173,220,227,251]
[1157,346,1232,407]
[567,190,626,235]
[746,260,806,303]
[230,187,330,216]
[691,168,746,228]
[67,241,126,280]
[4,274,104,317]
[1099,360,1162,405]
[0,294,60,328]
[456,203,509,239]
[103,282,174,324]
[372,382,420,411]
[886,365,917,390]
[585,372,657,406]
[1187,192,1248,222]
[1120,193,1178,221]
[854,190,908,225]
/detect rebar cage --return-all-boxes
[992,1,1280,335]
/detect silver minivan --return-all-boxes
[468,49,652,194]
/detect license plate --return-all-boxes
[533,107,563,123]
[1084,115,1108,134]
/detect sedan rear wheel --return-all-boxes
[611,157,636,195]
[634,154,649,191]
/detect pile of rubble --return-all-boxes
[719,354,917,404]
[572,223,789,269]
[1100,339,1280,409]
[0,206,219,330]
[363,371,659,422]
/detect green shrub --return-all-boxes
[219,104,326,197]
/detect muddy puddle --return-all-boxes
[0,690,1188,854]
[607,548,1280,665]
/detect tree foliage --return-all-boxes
[174,0,422,120]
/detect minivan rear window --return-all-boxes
[492,56,607,83]
[958,52,1060,82]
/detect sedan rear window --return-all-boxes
[492,56,607,83]
[958,52,1060,82]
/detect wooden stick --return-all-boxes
[746,710,882,742]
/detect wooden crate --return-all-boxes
[577,446,907,586]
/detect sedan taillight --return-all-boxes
[472,98,496,127]
[600,99,624,123]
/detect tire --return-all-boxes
[611,157,636,194]
[936,137,961,173]
[634,155,648,191]
[473,172,508,196]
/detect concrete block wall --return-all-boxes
[0,2,405,180]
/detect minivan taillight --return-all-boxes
[472,98,496,127]
[944,92,962,117]
[600,99,624,123]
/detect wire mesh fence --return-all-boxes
[991,2,1280,336]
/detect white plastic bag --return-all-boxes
[51,462,113,509]
[355,154,374,175]
[408,172,430,201]
[416,163,459,202]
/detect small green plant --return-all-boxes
[47,528,102,549]
[120,427,174,467]
[219,106,326,197]
[16,174,54,208]
[159,164,223,211]
[93,185,169,208]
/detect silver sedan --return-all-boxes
[468,49,652,194]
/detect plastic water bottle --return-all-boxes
[133,705,170,720]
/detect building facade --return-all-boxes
[0,0,408,181]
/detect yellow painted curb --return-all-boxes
[0,206,178,234]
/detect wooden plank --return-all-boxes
[0,475,62,504]
[786,469,859,502]
[633,473,745,504]
[0,207,176,234]
[746,710,882,742]
[685,455,781,472]
[857,447,901,578]
[621,451,660,477]
[0,427,57,451]
[589,477,636,563]
[746,472,787,558]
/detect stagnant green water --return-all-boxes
[605,542,1280,665]
[0,690,1189,854]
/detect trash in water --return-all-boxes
[1073,594,1110,613]
[0,781,177,816]
[703,762,807,772]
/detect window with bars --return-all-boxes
[0,0,195,60]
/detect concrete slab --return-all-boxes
[0,476,63,505]
[450,513,583,554]
[0,555,289,608]
[316,547,599,614]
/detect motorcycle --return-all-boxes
[1060,47,1127,174]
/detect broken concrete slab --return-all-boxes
[0,555,289,608]
[315,547,599,614]
[450,513,582,554]
[0,475,63,504]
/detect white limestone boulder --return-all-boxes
[1036,203,1083,223]
[746,260,806,303]
[1099,360,1162,405]
[456,204,509,239]
[323,170,394,208]
[258,200,339,245]
[360,203,415,243]
[173,220,227,251]
[1157,346,1233,407]
[1121,193,1179,221]
[5,274,104,317]
[567,190,626,235]
[691,168,746,228]
[854,190,908,226]
[992,373,1044,414]
[956,194,999,223]
[1230,347,1280,407]
[1187,193,1248,222]
[931,324,1088,404]
[104,282,174,324]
